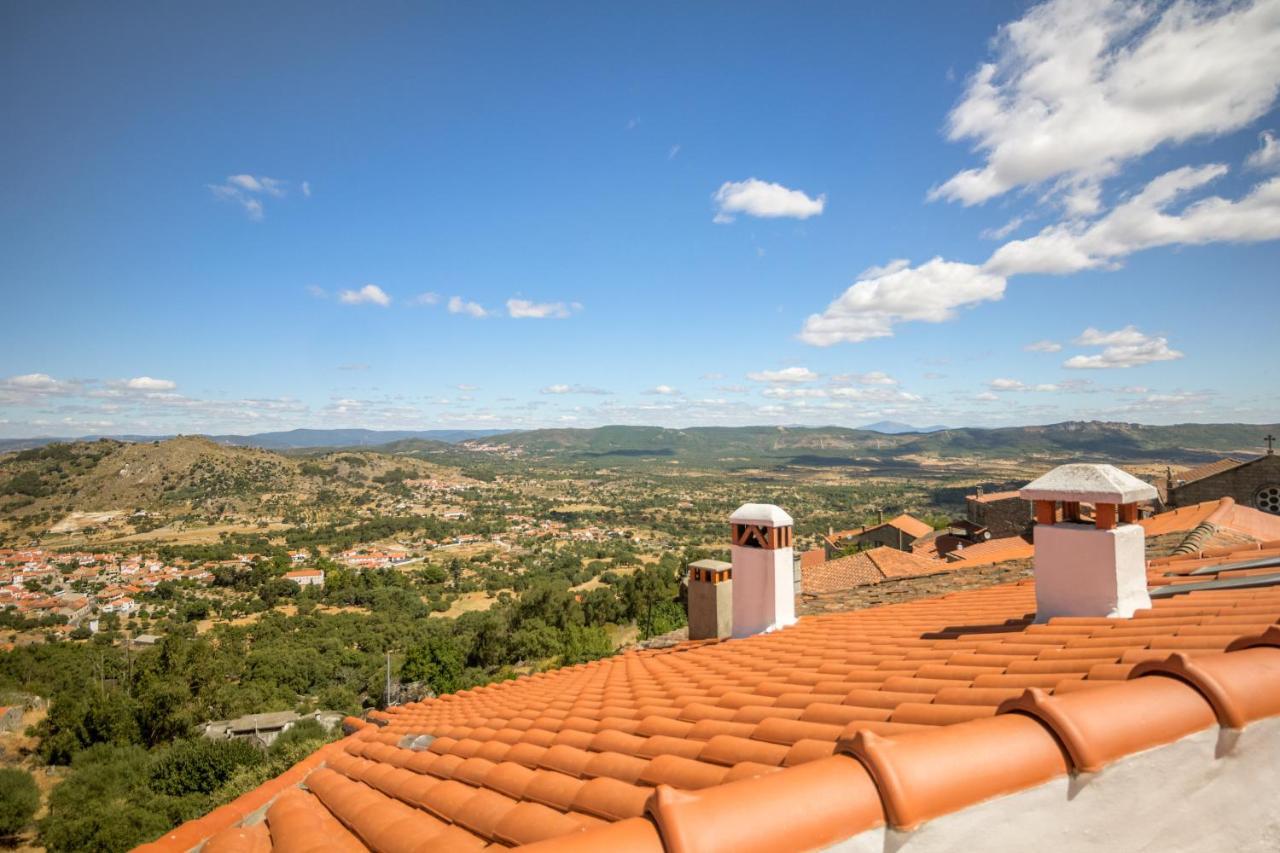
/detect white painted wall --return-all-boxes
[730,542,795,638]
[1033,522,1150,620]
[823,716,1280,853]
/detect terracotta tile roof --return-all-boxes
[825,513,935,547]
[965,490,1022,503]
[1140,498,1229,537]
[141,540,1280,853]
[1175,457,1248,485]
[944,536,1035,567]
[798,549,826,570]
[802,547,950,594]
[884,514,934,540]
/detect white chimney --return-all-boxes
[1020,463,1157,621]
[729,503,796,638]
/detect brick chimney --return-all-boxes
[1020,463,1157,621]
[686,559,732,640]
[729,503,796,638]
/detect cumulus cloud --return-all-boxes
[1064,326,1184,369]
[0,373,80,397]
[338,284,392,306]
[1247,130,1280,170]
[986,165,1280,276]
[645,385,679,395]
[1024,340,1063,353]
[713,178,825,223]
[448,296,488,318]
[747,367,819,383]
[799,258,1006,345]
[410,292,440,306]
[507,299,582,319]
[930,0,1280,206]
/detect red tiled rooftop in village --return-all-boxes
[802,546,954,594]
[139,536,1280,853]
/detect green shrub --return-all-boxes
[0,767,38,836]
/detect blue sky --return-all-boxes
[2,0,1279,438]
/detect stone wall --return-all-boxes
[1171,454,1280,515]
[967,495,1032,538]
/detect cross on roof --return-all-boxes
[1267,433,1276,454]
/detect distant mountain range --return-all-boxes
[2,422,1277,468]
[857,421,950,434]
[451,422,1280,468]
[0,428,507,453]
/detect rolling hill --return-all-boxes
[458,421,1279,468]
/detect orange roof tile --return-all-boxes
[145,540,1280,853]
[945,536,1035,567]
[966,490,1023,503]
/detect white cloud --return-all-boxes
[799,258,1006,345]
[832,371,899,386]
[712,178,825,223]
[1063,325,1184,369]
[507,299,581,319]
[985,165,1280,276]
[1024,340,1062,353]
[540,384,611,395]
[974,391,1001,402]
[338,284,392,306]
[668,144,681,160]
[227,174,263,192]
[830,386,922,402]
[763,387,828,399]
[301,180,312,197]
[987,378,1059,392]
[208,174,300,219]
[1,373,78,395]
[931,0,1280,206]
[645,385,679,395]
[448,296,488,318]
[306,285,327,299]
[1247,130,1280,170]
[747,367,818,383]
[123,377,176,392]
[410,292,440,306]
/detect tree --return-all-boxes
[401,631,465,696]
[0,768,38,837]
[149,738,262,797]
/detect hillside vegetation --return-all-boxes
[457,421,1278,469]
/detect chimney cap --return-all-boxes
[689,559,732,571]
[1019,463,1157,505]
[730,503,794,527]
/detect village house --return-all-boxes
[283,568,325,588]
[822,512,934,557]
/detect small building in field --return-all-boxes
[283,568,325,588]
